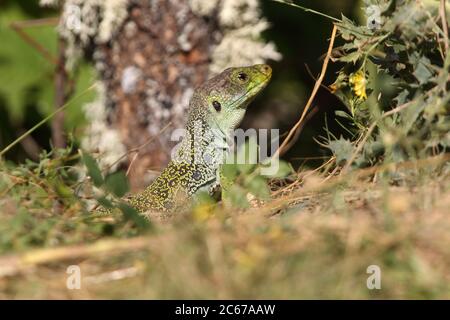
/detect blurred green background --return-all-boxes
[0,0,94,162]
[0,0,361,165]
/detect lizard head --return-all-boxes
[189,64,272,134]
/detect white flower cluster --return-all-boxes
[190,0,282,74]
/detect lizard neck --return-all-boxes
[175,116,231,170]
[130,118,230,213]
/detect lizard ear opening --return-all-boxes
[212,100,221,112]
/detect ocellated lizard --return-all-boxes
[101,64,272,215]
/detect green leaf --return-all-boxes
[221,163,238,181]
[326,136,354,165]
[0,6,56,122]
[394,89,409,106]
[335,110,353,120]
[53,179,73,199]
[263,160,293,178]
[194,190,216,205]
[119,203,151,231]
[236,136,258,174]
[338,51,361,64]
[105,172,129,198]
[220,163,238,191]
[400,99,425,135]
[96,196,114,209]
[244,175,271,200]
[337,15,360,40]
[227,185,250,208]
[413,60,433,85]
[0,5,95,127]
[237,163,256,175]
[82,154,104,187]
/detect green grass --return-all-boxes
[0,151,448,299]
[0,0,448,300]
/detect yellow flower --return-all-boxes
[349,70,367,100]
[192,203,215,221]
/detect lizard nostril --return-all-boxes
[261,65,271,74]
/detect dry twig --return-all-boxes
[440,0,449,55]
[273,25,337,158]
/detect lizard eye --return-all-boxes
[237,72,248,82]
[212,100,221,112]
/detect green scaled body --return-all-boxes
[111,64,271,214]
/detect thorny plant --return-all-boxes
[327,0,449,171]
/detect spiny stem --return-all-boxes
[272,0,341,22]
[0,84,97,158]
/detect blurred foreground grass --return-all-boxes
[0,152,448,299]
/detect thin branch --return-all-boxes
[0,236,153,278]
[126,152,139,177]
[52,36,68,150]
[304,63,333,93]
[10,17,59,28]
[272,156,335,196]
[16,128,41,161]
[281,105,320,154]
[273,25,337,158]
[84,267,141,285]
[259,153,450,215]
[341,100,416,173]
[271,0,341,22]
[10,20,58,66]
[440,0,449,55]
[0,84,97,158]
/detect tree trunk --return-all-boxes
[94,0,216,188]
[51,0,280,190]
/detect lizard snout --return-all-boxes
[255,64,272,78]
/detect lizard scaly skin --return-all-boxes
[107,64,271,214]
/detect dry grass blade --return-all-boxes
[440,0,449,55]
[0,236,153,278]
[273,25,337,158]
[0,84,97,158]
[259,153,450,215]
